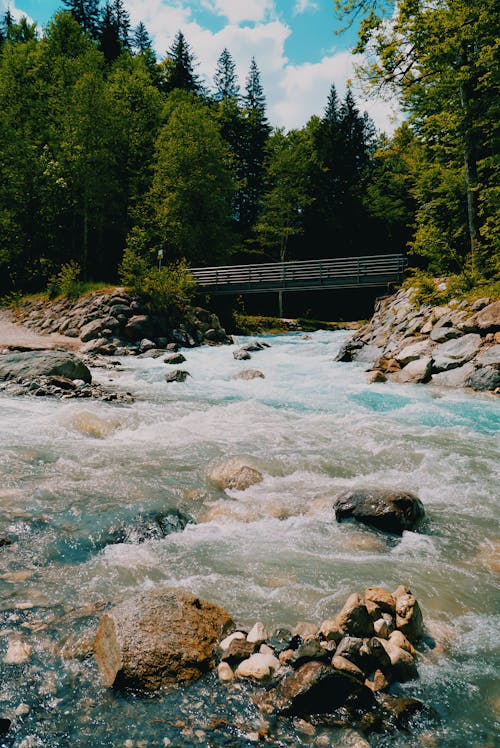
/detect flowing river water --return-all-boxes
[0,331,499,747]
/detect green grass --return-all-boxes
[232,313,361,335]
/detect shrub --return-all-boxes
[47,261,81,299]
[119,246,196,318]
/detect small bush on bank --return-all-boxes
[47,261,81,299]
[405,269,500,306]
[119,246,196,317]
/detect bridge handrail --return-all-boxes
[190,254,406,287]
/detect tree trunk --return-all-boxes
[460,47,480,272]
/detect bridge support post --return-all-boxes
[278,290,283,318]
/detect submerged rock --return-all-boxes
[208,458,264,491]
[234,369,265,380]
[233,349,252,360]
[94,587,233,690]
[333,488,425,535]
[164,369,190,383]
[163,352,187,365]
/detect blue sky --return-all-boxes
[4,1,397,131]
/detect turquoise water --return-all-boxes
[0,331,499,746]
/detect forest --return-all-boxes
[0,0,498,298]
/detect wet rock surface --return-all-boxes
[94,587,233,690]
[209,585,435,739]
[333,488,426,535]
[342,285,499,391]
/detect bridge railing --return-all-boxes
[190,254,406,289]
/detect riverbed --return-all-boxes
[1,331,499,746]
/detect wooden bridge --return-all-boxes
[190,254,406,295]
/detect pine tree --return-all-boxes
[244,57,266,112]
[111,0,130,48]
[63,0,101,38]
[133,21,152,54]
[161,31,202,95]
[214,48,239,101]
[99,2,121,62]
[239,58,270,234]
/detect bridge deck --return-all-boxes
[191,254,406,295]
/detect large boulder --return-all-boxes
[0,350,91,383]
[463,300,500,333]
[430,362,475,388]
[94,587,233,690]
[432,333,482,371]
[333,488,425,535]
[124,315,157,341]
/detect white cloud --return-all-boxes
[124,0,398,133]
[293,0,319,15]
[202,0,275,24]
[273,51,401,133]
[1,0,32,23]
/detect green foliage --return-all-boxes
[119,247,196,317]
[47,261,81,298]
[405,268,499,306]
[335,0,499,280]
[139,91,236,266]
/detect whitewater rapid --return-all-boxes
[0,330,498,746]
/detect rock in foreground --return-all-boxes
[0,350,91,383]
[94,587,233,690]
[333,488,425,535]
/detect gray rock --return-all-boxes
[234,369,265,380]
[164,369,190,383]
[0,350,91,383]
[391,357,433,384]
[394,340,430,366]
[94,587,233,690]
[430,362,475,388]
[466,366,500,391]
[430,326,460,343]
[163,353,187,365]
[80,319,108,342]
[333,488,425,535]
[352,345,384,364]
[233,349,251,361]
[432,333,482,371]
[467,300,500,332]
[124,315,156,341]
[139,338,156,353]
[476,344,500,367]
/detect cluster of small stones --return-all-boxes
[217,586,432,735]
[337,286,500,392]
[13,290,232,357]
[0,373,133,402]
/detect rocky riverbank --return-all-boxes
[337,286,500,392]
[0,289,232,399]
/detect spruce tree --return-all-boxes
[214,48,239,100]
[239,57,270,234]
[161,31,202,95]
[111,0,130,48]
[133,21,152,54]
[63,0,101,38]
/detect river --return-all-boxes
[1,331,499,747]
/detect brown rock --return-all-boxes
[366,369,387,384]
[334,593,374,637]
[331,655,365,682]
[234,369,265,380]
[208,458,263,491]
[276,660,373,716]
[365,668,389,693]
[221,638,255,666]
[364,587,396,614]
[94,587,233,690]
[395,593,424,642]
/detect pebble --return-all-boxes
[4,640,32,664]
